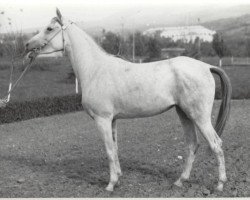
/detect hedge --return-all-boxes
[0,95,83,125]
[0,92,236,125]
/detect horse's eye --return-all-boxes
[47,27,53,31]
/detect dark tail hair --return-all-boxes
[210,67,232,137]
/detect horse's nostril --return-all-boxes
[25,43,29,48]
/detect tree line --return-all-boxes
[97,30,241,63]
[1,28,250,64]
[96,30,218,62]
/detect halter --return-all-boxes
[33,21,74,55]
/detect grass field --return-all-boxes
[0,56,249,102]
[0,100,249,197]
[0,57,75,102]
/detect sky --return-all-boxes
[0,0,250,33]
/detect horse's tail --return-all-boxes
[210,66,232,137]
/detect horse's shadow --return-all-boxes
[0,153,180,189]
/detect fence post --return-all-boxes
[219,58,222,67]
[7,82,12,102]
[75,77,78,94]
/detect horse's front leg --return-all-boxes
[95,116,119,192]
[112,119,122,177]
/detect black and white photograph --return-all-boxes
[0,0,249,198]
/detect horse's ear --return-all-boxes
[56,7,62,21]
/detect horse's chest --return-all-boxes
[81,85,114,117]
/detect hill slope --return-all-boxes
[203,14,250,38]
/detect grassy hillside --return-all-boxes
[202,14,250,56]
[203,14,250,33]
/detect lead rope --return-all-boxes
[7,51,27,102]
[0,56,36,107]
[7,58,15,102]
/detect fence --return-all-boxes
[201,56,250,67]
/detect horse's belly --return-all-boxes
[114,94,175,119]
[113,73,176,119]
[115,105,175,119]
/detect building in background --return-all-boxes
[143,25,216,43]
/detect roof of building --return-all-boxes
[144,25,215,37]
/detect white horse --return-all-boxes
[25,9,232,192]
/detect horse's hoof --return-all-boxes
[174,179,183,187]
[216,182,224,192]
[105,184,114,192]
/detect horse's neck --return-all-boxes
[65,24,107,86]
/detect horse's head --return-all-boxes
[25,8,66,57]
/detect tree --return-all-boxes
[182,38,200,59]
[128,31,148,57]
[200,42,216,57]
[212,33,229,67]
[0,8,27,58]
[194,37,201,59]
[245,38,250,58]
[101,31,121,55]
[134,32,148,57]
[146,37,161,60]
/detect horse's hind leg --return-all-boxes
[195,119,227,191]
[174,106,199,187]
[180,102,227,191]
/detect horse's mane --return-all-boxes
[73,23,133,63]
[74,24,109,56]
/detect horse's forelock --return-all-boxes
[51,17,59,23]
[52,17,63,26]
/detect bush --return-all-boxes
[0,94,83,124]
[101,31,121,55]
